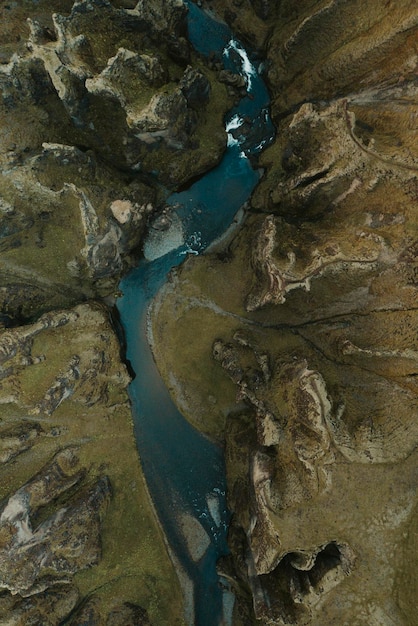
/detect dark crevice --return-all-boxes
[173,151,227,194]
[108,303,136,381]
[293,168,329,189]
[258,541,349,621]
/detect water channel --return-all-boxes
[117,3,274,624]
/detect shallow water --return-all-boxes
[117,3,274,624]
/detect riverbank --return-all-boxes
[116,4,276,623]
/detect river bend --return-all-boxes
[117,3,274,624]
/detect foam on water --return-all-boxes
[226,114,244,147]
[223,39,258,91]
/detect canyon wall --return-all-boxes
[151,1,418,624]
[0,0,235,622]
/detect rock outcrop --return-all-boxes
[0,0,232,323]
[67,597,152,625]
[0,448,110,596]
[0,585,80,626]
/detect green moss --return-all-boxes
[150,252,253,438]
[73,429,185,625]
[4,224,80,281]
[193,68,231,150]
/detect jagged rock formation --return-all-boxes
[150,1,418,624]
[4,0,228,181]
[0,585,81,626]
[67,597,152,625]
[0,0,232,323]
[0,448,111,596]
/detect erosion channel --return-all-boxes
[116,3,274,625]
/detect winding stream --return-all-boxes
[117,3,274,624]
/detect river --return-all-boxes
[116,3,274,624]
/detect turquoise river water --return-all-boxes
[117,3,274,624]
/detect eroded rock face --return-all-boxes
[0,0,231,322]
[1,139,156,306]
[209,0,418,109]
[150,2,418,624]
[214,328,416,624]
[0,448,110,596]
[19,0,220,178]
[0,585,80,626]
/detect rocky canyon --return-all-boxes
[0,1,417,625]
